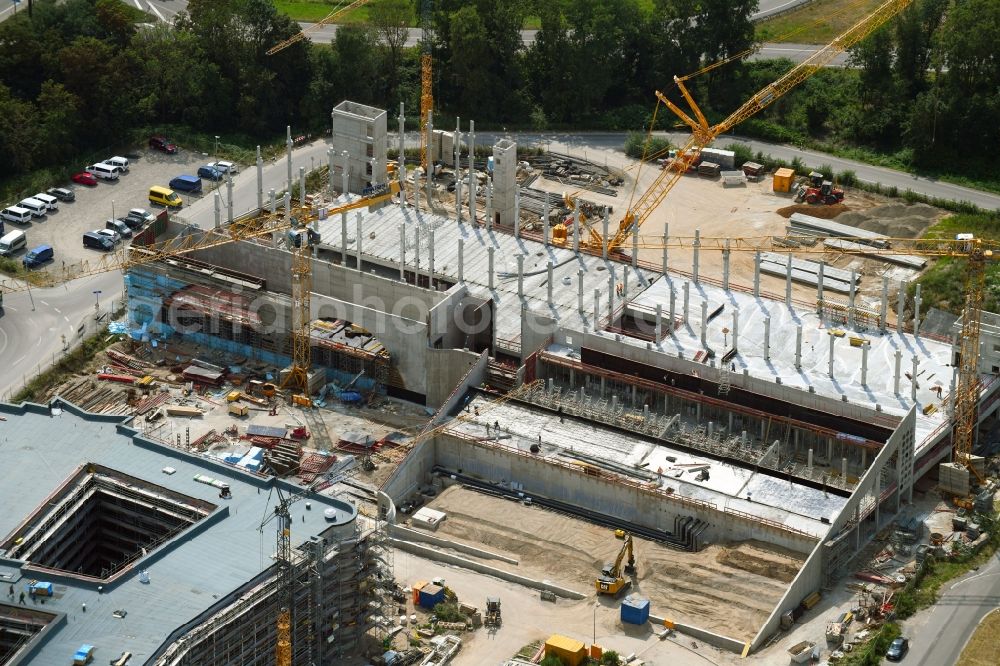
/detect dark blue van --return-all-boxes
[168,175,203,194]
[23,244,54,269]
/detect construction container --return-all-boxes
[228,403,249,417]
[544,635,586,666]
[412,581,427,605]
[773,167,795,193]
[30,581,53,597]
[419,583,445,608]
[621,596,650,625]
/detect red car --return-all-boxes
[149,135,177,154]
[71,172,98,186]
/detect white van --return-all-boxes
[86,163,118,181]
[1,206,33,225]
[0,229,27,256]
[105,156,129,172]
[18,198,48,218]
[32,192,58,211]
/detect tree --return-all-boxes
[35,81,81,165]
[600,650,622,665]
[0,84,40,172]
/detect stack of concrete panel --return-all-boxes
[701,147,736,169]
[822,238,927,269]
[441,131,455,166]
[721,171,746,187]
[759,252,857,293]
[938,462,970,497]
[431,129,445,163]
[788,213,890,248]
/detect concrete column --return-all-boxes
[602,209,610,259]
[829,334,836,378]
[683,282,690,323]
[455,175,462,223]
[911,355,919,402]
[861,342,869,387]
[425,111,433,203]
[298,166,306,206]
[517,254,524,299]
[848,270,857,329]
[795,325,802,369]
[486,180,493,230]
[256,145,263,211]
[578,269,585,313]
[817,261,825,314]
[414,226,420,275]
[632,223,639,269]
[226,173,234,224]
[572,204,580,253]
[880,276,889,332]
[454,118,460,168]
[608,273,615,316]
[722,238,731,291]
[594,289,601,322]
[897,280,907,333]
[283,191,291,225]
[914,284,922,336]
[547,262,554,305]
[399,225,406,280]
[515,188,521,237]
[808,448,814,470]
[693,229,701,283]
[753,250,761,297]
[269,189,276,215]
[286,125,293,192]
[894,349,902,394]
[428,229,435,288]
[669,288,676,334]
[458,238,464,283]
[655,304,663,342]
[662,224,669,274]
[341,151,350,195]
[700,300,708,347]
[341,213,348,266]
[327,148,335,193]
[543,196,550,245]
[398,103,406,187]
[355,212,363,269]
[213,192,221,228]
[732,309,739,349]
[468,120,476,219]
[949,367,958,417]
[842,458,848,481]
[785,254,793,306]
[488,246,495,291]
[623,267,629,298]
[764,316,771,361]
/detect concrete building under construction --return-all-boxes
[106,101,1000,655]
[0,401,387,665]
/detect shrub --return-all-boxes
[837,170,858,186]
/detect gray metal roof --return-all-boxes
[0,401,356,666]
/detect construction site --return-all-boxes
[1,2,999,665]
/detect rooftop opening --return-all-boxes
[1,464,215,582]
[0,605,57,666]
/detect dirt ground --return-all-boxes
[419,486,807,641]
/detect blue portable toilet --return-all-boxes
[621,596,650,625]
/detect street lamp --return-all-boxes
[93,290,102,312]
[214,135,220,156]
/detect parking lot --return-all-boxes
[1,145,236,271]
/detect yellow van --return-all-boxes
[149,186,182,209]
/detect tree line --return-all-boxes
[0,0,997,187]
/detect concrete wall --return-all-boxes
[432,434,818,555]
[312,292,427,395]
[493,139,517,227]
[426,348,481,407]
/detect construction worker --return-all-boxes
[18,592,25,605]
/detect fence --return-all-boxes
[1,291,126,402]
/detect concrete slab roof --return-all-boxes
[453,394,845,537]
[0,401,355,666]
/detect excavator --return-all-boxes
[596,533,636,596]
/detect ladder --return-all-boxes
[718,366,731,395]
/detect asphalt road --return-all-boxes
[903,547,1000,665]
[0,272,124,399]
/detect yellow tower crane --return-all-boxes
[628,233,996,490]
[419,0,434,175]
[267,0,375,56]
[601,0,916,254]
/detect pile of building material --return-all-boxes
[721,170,746,187]
[822,238,927,269]
[701,147,736,169]
[698,162,720,178]
[265,439,303,475]
[525,152,622,195]
[787,213,891,248]
[57,378,133,415]
[759,252,858,293]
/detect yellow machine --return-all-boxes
[596,533,636,595]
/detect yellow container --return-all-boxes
[545,635,586,666]
[773,168,795,193]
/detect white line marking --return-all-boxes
[13,355,24,365]
[147,2,166,22]
[133,0,142,9]
[40,300,49,306]
[53,307,61,314]
[5,306,15,313]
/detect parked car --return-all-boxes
[96,228,121,245]
[128,208,155,224]
[85,163,118,181]
[148,186,183,208]
[121,214,145,231]
[169,175,203,194]
[106,218,132,238]
[32,192,58,211]
[22,244,54,269]
[83,231,114,251]
[885,637,909,661]
[198,165,224,181]
[46,187,75,202]
[105,156,129,172]
[149,136,177,154]
[71,172,98,186]
[209,160,238,174]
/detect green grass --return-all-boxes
[756,0,887,44]
[912,213,1000,314]
[958,608,1000,666]
[273,1,372,24]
